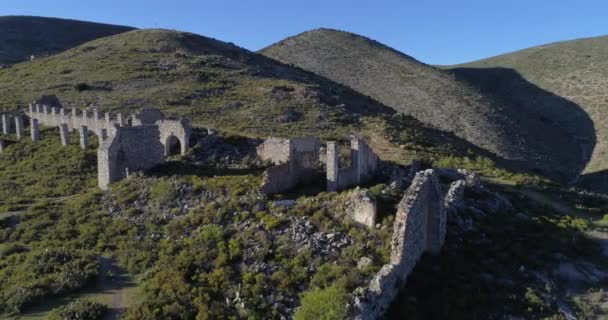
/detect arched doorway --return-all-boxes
[165,135,182,156]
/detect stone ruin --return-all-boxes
[327,138,379,192]
[257,137,322,195]
[351,169,474,319]
[257,136,380,195]
[0,101,191,190]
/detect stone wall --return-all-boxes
[327,138,379,192]
[157,118,191,156]
[257,137,292,164]
[27,104,121,139]
[98,125,165,189]
[351,169,453,320]
[258,137,321,194]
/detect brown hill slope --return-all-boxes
[450,35,607,189]
[260,28,589,183]
[0,16,134,65]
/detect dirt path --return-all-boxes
[98,257,131,320]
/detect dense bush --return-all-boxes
[0,248,99,314]
[293,283,348,320]
[48,300,107,320]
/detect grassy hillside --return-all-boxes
[0,28,393,140]
[0,16,134,65]
[449,35,608,190]
[0,27,495,167]
[260,28,587,184]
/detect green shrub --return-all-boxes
[150,180,177,205]
[48,300,107,320]
[294,283,348,320]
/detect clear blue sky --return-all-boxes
[2,0,607,65]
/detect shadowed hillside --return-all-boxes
[260,28,589,184]
[0,16,134,65]
[450,35,608,190]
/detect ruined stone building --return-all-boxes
[257,136,380,195]
[257,137,321,195]
[0,102,191,190]
[326,137,379,192]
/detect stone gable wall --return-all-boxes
[98,125,165,189]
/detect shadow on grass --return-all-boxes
[147,160,265,178]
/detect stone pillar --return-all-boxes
[30,118,40,142]
[351,138,362,185]
[72,109,78,127]
[117,113,124,126]
[0,139,4,153]
[60,124,70,146]
[82,109,89,125]
[60,108,66,117]
[1,114,11,134]
[50,107,58,126]
[104,112,111,123]
[14,116,24,139]
[28,104,34,117]
[79,126,89,149]
[36,104,42,113]
[326,141,339,192]
[42,105,50,124]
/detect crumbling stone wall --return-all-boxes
[327,138,379,192]
[444,180,466,215]
[258,137,321,194]
[98,125,165,189]
[351,169,447,320]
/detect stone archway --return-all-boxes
[165,135,182,156]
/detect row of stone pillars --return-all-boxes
[2,114,25,138]
[1,113,92,152]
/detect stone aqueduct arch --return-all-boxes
[0,103,191,190]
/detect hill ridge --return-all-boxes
[0,15,134,65]
[261,28,587,183]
